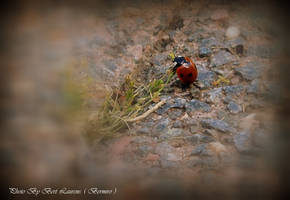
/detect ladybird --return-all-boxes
[173,56,198,85]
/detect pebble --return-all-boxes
[155,142,175,159]
[205,87,223,103]
[200,37,221,48]
[200,118,234,133]
[191,144,215,157]
[185,100,211,113]
[156,103,172,115]
[152,118,170,136]
[226,26,240,39]
[223,95,233,104]
[187,30,203,42]
[172,121,183,128]
[156,98,186,114]
[152,53,168,66]
[172,98,187,108]
[199,134,215,143]
[234,65,260,81]
[191,144,208,156]
[185,135,200,145]
[226,37,245,48]
[197,71,216,89]
[199,46,212,58]
[190,125,199,133]
[136,145,154,156]
[227,101,242,114]
[161,128,183,139]
[185,118,198,126]
[168,109,183,120]
[225,37,244,54]
[210,50,236,67]
[223,85,244,96]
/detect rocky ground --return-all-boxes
[2,1,284,198]
[77,1,281,182]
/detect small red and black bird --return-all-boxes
[173,56,198,86]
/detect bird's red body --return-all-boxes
[174,56,198,85]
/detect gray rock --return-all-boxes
[156,98,186,114]
[200,119,234,133]
[155,142,174,159]
[199,134,215,143]
[197,71,216,89]
[205,87,223,103]
[155,142,181,167]
[223,95,233,104]
[199,46,212,58]
[191,144,215,156]
[190,87,201,99]
[160,128,183,139]
[221,135,234,144]
[187,30,203,42]
[186,100,211,113]
[152,54,167,66]
[190,125,199,133]
[234,65,260,81]
[225,37,245,48]
[156,103,172,115]
[167,152,182,161]
[172,121,183,128]
[227,101,242,114]
[136,145,154,156]
[223,85,244,96]
[191,144,207,155]
[185,119,198,126]
[200,37,221,48]
[234,131,252,153]
[186,133,215,143]
[216,110,228,120]
[168,109,183,120]
[152,118,170,135]
[171,98,187,108]
[225,37,245,54]
[210,50,235,67]
[185,135,200,145]
[152,65,167,78]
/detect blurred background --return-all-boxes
[1,0,290,199]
